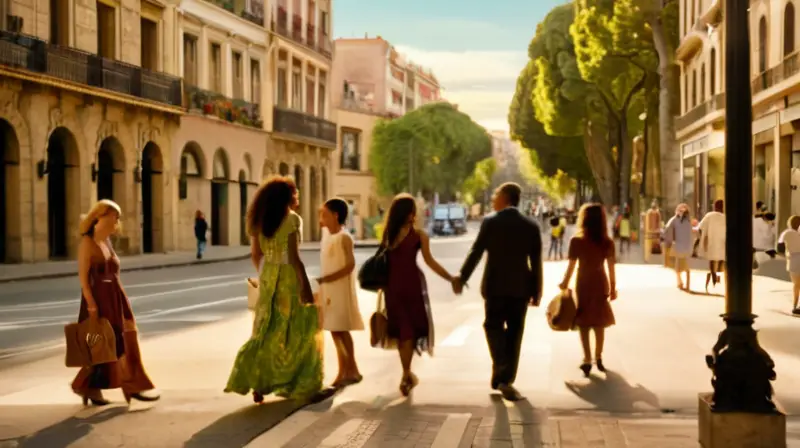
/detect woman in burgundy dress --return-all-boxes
[382,194,457,396]
[558,203,617,377]
[71,199,159,406]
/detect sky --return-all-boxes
[333,0,568,133]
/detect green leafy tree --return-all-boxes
[461,157,497,206]
[370,103,492,199]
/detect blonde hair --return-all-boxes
[79,199,122,236]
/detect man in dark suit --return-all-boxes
[453,182,543,401]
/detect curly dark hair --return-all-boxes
[247,176,298,239]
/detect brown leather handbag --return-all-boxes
[369,290,393,349]
[65,317,118,367]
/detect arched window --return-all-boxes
[759,16,768,73]
[690,0,696,28]
[785,3,796,57]
[710,48,716,96]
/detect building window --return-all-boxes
[306,75,315,114]
[210,43,222,92]
[785,3,796,57]
[683,73,688,113]
[232,51,243,99]
[183,34,198,85]
[292,60,302,109]
[97,2,116,59]
[759,16,768,73]
[690,0,695,28]
[318,71,327,117]
[140,18,158,70]
[710,48,716,96]
[51,0,69,45]
[700,64,705,102]
[340,129,361,171]
[691,70,697,108]
[277,66,287,107]
[251,59,261,103]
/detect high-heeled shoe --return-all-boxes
[399,373,418,397]
[596,359,606,372]
[580,363,592,377]
[124,391,161,404]
[253,391,264,404]
[82,395,111,406]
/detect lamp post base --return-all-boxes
[705,315,777,413]
[698,393,786,448]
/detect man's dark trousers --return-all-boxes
[485,296,529,388]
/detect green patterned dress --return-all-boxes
[225,211,323,400]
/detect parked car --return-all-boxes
[431,203,468,236]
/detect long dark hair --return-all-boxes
[382,193,416,247]
[577,203,610,245]
[247,176,297,239]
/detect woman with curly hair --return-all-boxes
[225,176,323,403]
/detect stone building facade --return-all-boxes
[0,0,183,263]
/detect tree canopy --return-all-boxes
[510,0,671,206]
[370,102,492,199]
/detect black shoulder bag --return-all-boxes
[358,244,389,292]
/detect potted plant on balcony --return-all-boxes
[203,102,214,115]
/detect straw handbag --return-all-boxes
[546,289,577,332]
[64,317,117,367]
[247,278,259,310]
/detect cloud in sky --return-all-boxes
[395,45,527,133]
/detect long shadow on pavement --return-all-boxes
[184,399,299,448]
[7,406,128,448]
[490,395,548,446]
[564,370,661,413]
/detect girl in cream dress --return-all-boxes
[317,199,365,388]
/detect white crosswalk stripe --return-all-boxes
[431,413,472,448]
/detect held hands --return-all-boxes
[451,275,464,295]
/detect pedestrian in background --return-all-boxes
[643,201,662,263]
[381,193,455,397]
[753,212,777,271]
[663,204,693,291]
[225,176,325,404]
[72,199,159,406]
[548,216,563,260]
[617,211,632,257]
[559,203,617,377]
[698,199,726,292]
[317,198,364,388]
[194,210,208,260]
[780,216,800,314]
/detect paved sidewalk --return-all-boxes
[0,239,387,284]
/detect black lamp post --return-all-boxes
[704,0,777,413]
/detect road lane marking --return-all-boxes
[0,297,247,358]
[125,274,247,289]
[0,281,243,313]
[431,413,471,448]
[247,410,322,447]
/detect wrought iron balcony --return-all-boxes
[752,52,800,96]
[270,16,332,59]
[675,92,725,132]
[203,0,264,26]
[0,30,182,107]
[273,106,336,145]
[185,85,263,129]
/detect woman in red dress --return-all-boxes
[382,194,457,396]
[71,199,159,405]
[558,203,617,377]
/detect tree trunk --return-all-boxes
[583,121,618,206]
[649,5,681,211]
[618,116,633,209]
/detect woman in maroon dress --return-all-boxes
[558,203,617,377]
[71,199,159,405]
[382,194,457,396]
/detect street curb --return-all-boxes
[0,253,251,284]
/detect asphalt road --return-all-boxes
[0,233,479,368]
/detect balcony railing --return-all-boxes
[752,52,800,95]
[273,106,336,144]
[185,85,263,129]
[203,0,264,26]
[270,17,332,59]
[675,92,726,132]
[0,30,182,107]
